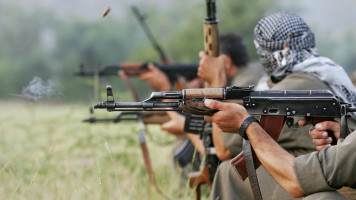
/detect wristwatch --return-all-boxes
[238,116,259,140]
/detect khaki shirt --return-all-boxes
[294,130,356,195]
[229,61,265,87]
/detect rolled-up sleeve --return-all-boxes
[294,131,356,195]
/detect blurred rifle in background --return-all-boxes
[74,62,198,83]
[131,5,170,64]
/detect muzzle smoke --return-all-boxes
[19,77,56,101]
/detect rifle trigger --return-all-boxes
[286,116,294,128]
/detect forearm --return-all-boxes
[186,133,205,156]
[246,123,304,198]
[212,124,232,160]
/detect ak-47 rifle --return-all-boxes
[74,62,198,83]
[94,85,356,180]
[132,5,191,91]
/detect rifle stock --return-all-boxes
[188,167,212,200]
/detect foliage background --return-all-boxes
[1,0,355,103]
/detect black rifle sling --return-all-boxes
[242,139,263,200]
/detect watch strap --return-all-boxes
[238,116,259,140]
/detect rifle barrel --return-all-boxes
[94,101,180,110]
[83,117,139,123]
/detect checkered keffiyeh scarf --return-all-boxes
[254,12,356,111]
[254,12,317,80]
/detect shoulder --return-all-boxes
[270,73,332,90]
[231,62,264,87]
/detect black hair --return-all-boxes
[219,33,249,67]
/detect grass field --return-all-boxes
[0,101,207,200]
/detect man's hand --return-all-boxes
[160,112,185,136]
[299,119,341,151]
[138,63,171,91]
[204,99,249,133]
[198,51,227,87]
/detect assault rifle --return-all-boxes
[94,85,356,180]
[74,63,198,83]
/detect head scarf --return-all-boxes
[254,12,317,80]
[254,12,356,113]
